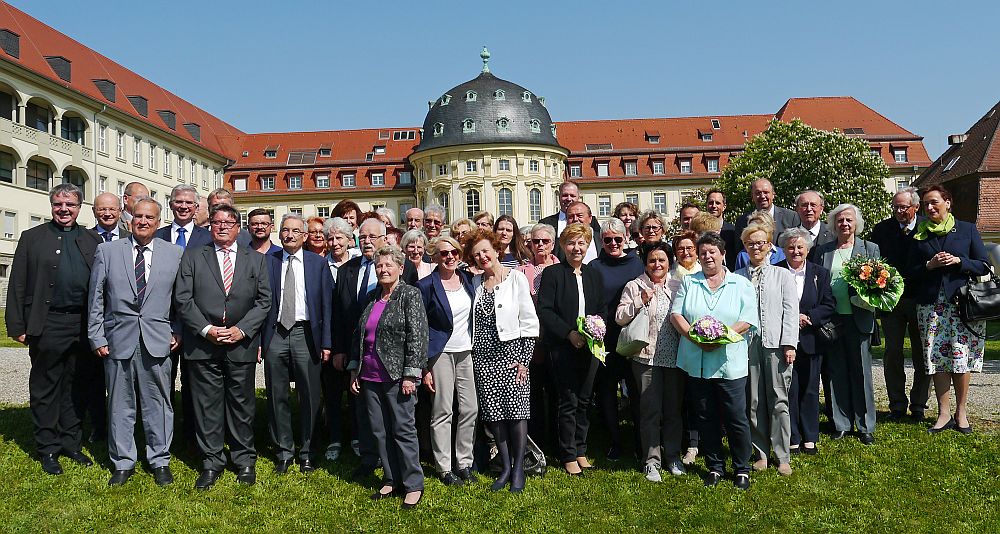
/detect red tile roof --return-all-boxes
[220,128,421,169]
[557,114,773,154]
[916,100,1000,188]
[0,2,242,158]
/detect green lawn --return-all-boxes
[1,396,999,532]
[0,310,24,348]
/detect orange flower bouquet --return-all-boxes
[841,256,904,312]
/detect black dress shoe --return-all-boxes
[802,445,819,455]
[195,469,222,490]
[274,459,293,474]
[40,454,63,475]
[955,423,974,435]
[152,466,174,486]
[455,467,478,484]
[299,458,316,473]
[440,472,464,486]
[858,433,875,445]
[63,450,94,467]
[831,430,848,440]
[108,469,135,486]
[734,473,751,491]
[928,418,956,434]
[789,445,800,455]
[703,471,723,487]
[910,411,926,422]
[401,490,423,510]
[236,466,256,485]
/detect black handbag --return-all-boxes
[955,266,1000,339]
[816,321,841,344]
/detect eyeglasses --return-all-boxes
[892,204,915,211]
[249,222,272,228]
[279,228,304,235]
[641,225,662,232]
[676,245,696,252]
[51,202,81,208]
[746,240,769,250]
[307,230,325,236]
[437,249,460,258]
[424,219,443,226]
[602,236,624,245]
[210,221,238,228]
[530,238,553,245]
[359,234,385,242]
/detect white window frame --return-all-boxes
[371,172,385,187]
[497,188,513,216]
[707,157,720,173]
[466,189,481,218]
[233,177,248,192]
[97,123,107,153]
[598,195,611,217]
[261,175,275,191]
[529,160,539,173]
[133,136,142,165]
[529,188,541,222]
[374,146,386,155]
[398,171,412,185]
[597,163,609,177]
[116,130,126,160]
[163,150,171,176]
[342,173,356,188]
[437,164,447,176]
[625,193,639,205]
[316,206,331,218]
[466,160,477,173]
[652,161,665,175]
[288,175,303,190]
[624,161,637,176]
[570,164,582,177]
[679,159,692,174]
[148,143,157,170]
[98,175,107,193]
[3,210,17,239]
[499,159,510,172]
[315,173,330,188]
[653,193,667,213]
[893,148,908,163]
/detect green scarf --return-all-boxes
[913,213,955,241]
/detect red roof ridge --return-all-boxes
[976,102,1000,174]
[222,126,421,138]
[555,113,773,125]
[777,96,916,137]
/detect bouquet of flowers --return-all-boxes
[841,256,904,312]
[688,316,744,346]
[576,315,608,364]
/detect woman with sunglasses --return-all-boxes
[589,218,645,461]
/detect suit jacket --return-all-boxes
[332,254,417,355]
[261,249,334,355]
[173,243,271,362]
[93,224,131,241]
[417,268,475,362]
[87,237,183,358]
[775,260,836,355]
[537,262,607,353]
[720,221,739,268]
[869,215,924,299]
[735,205,800,245]
[4,223,102,338]
[155,224,213,250]
[346,283,428,381]
[904,219,990,305]
[538,212,603,263]
[804,221,836,252]
[814,238,880,334]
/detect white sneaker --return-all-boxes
[325,442,341,461]
[644,463,662,483]
[682,447,698,465]
[666,459,687,476]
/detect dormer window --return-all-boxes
[465,91,477,102]
[711,118,721,129]
[529,119,541,133]
[264,150,277,159]
[700,132,713,142]
[463,119,476,133]
[433,123,444,137]
[551,124,558,138]
[522,91,532,103]
[494,89,505,101]
[440,94,452,106]
[497,117,510,132]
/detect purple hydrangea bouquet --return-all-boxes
[688,315,744,346]
[576,315,608,363]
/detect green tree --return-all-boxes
[715,119,891,237]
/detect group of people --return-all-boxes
[4,176,990,502]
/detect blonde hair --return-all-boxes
[559,222,593,247]
[689,212,722,235]
[741,223,773,244]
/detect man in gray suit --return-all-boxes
[174,204,271,489]
[88,197,183,487]
[735,178,801,244]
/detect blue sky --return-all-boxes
[15,0,1000,158]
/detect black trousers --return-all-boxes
[27,312,86,456]
[264,323,321,462]
[550,347,599,463]
[72,342,106,436]
[320,362,350,449]
[687,376,752,475]
[188,356,257,471]
[594,351,640,453]
[789,351,822,445]
[528,357,558,454]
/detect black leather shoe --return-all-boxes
[63,450,94,467]
[440,472,464,486]
[40,454,63,475]
[703,471,723,487]
[195,469,222,490]
[858,433,875,445]
[456,467,478,484]
[831,430,848,440]
[802,445,819,455]
[885,411,905,422]
[108,469,135,486]
[734,473,751,491]
[401,490,423,510]
[236,466,256,485]
[299,458,316,473]
[910,411,926,422]
[274,459,293,474]
[152,466,174,486]
[928,418,956,434]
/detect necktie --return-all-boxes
[135,245,147,305]
[280,255,297,330]
[357,259,372,304]
[176,227,187,248]
[221,248,233,295]
[102,231,112,242]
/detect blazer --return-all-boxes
[538,212,603,263]
[775,260,836,355]
[93,224,131,241]
[814,237,880,334]
[472,269,540,343]
[173,243,272,362]
[87,237,183,358]
[261,248,334,355]
[4,223,102,338]
[537,262,607,352]
[735,264,799,350]
[347,283,428,381]
[904,219,990,305]
[155,224,213,250]
[735,205,800,245]
[332,254,418,355]
[417,268,475,362]
[720,221,739,268]
[869,215,923,299]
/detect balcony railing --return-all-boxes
[0,116,92,163]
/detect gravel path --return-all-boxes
[2,347,998,421]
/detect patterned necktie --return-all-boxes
[102,231,112,242]
[176,227,187,248]
[135,245,147,305]
[280,255,297,330]
[221,248,233,294]
[357,259,372,304]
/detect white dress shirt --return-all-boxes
[279,249,309,322]
[356,255,377,298]
[787,262,806,301]
[171,220,196,246]
[901,218,917,233]
[96,225,123,241]
[557,211,568,236]
[802,220,822,241]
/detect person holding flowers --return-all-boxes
[813,204,881,444]
[905,185,990,434]
[538,223,607,476]
[670,232,757,490]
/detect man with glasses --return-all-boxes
[93,192,129,242]
[735,179,800,245]
[174,205,271,489]
[155,185,212,250]
[795,190,835,256]
[207,188,252,247]
[422,204,446,239]
[540,180,602,244]
[120,181,150,232]
[247,208,281,255]
[6,184,102,475]
[869,187,930,421]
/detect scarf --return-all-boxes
[913,213,955,241]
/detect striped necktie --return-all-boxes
[221,248,233,294]
[135,245,147,305]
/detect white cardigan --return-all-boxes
[472,269,540,342]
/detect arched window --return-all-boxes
[63,168,87,199]
[529,188,541,222]
[61,114,87,144]
[26,158,52,191]
[433,123,444,137]
[498,188,513,216]
[438,192,449,221]
[466,189,481,218]
[463,118,476,133]
[522,91,532,103]
[465,91,477,102]
[529,119,541,133]
[496,117,510,132]
[494,89,505,101]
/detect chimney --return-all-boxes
[948,134,968,145]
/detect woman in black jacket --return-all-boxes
[537,223,607,475]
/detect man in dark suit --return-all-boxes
[208,188,251,247]
[539,180,602,244]
[869,188,930,421]
[735,178,800,244]
[706,189,739,268]
[174,204,271,489]
[93,192,129,242]
[795,190,835,254]
[329,218,415,479]
[5,183,101,475]
[261,214,333,474]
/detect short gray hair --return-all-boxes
[170,184,200,202]
[777,227,814,250]
[374,244,406,268]
[424,203,446,220]
[530,223,556,240]
[400,228,427,250]
[895,187,920,208]
[132,195,162,218]
[280,212,305,228]
[601,217,627,236]
[359,217,387,235]
[324,216,353,238]
[795,190,825,208]
[827,203,865,235]
[375,207,396,227]
[49,183,83,204]
[638,209,668,230]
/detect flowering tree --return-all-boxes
[714,119,892,236]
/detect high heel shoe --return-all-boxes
[563,462,583,477]
[401,490,422,510]
[927,418,956,434]
[491,472,510,491]
[370,486,396,500]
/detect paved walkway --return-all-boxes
[2,347,999,420]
